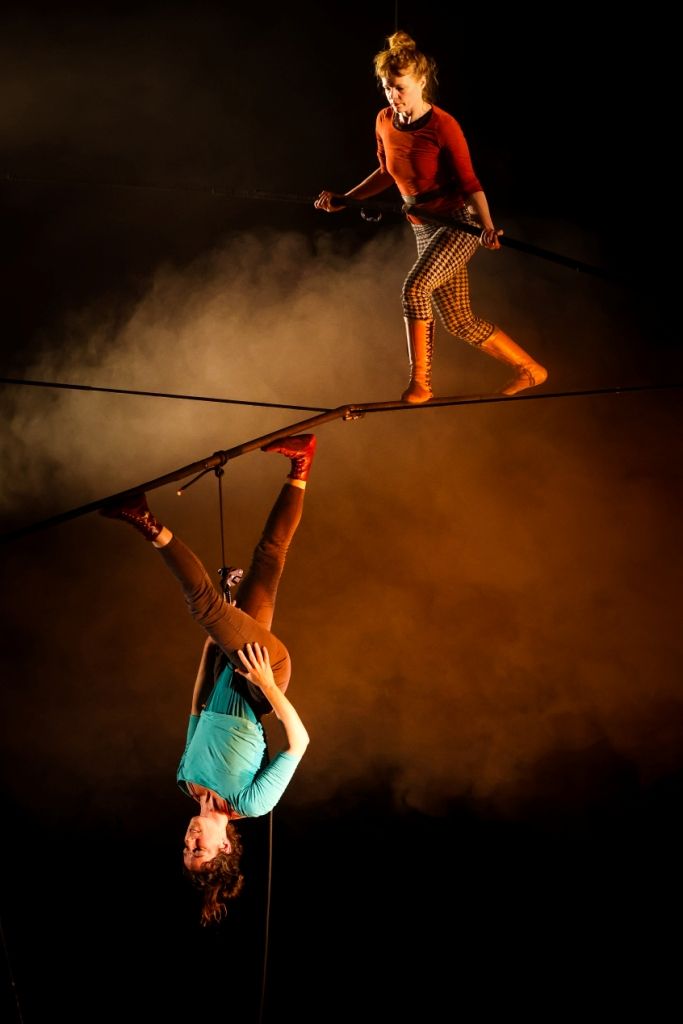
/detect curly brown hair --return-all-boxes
[183,821,244,927]
[373,30,438,102]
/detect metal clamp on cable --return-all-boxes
[341,403,366,421]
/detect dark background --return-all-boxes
[1,3,681,1021]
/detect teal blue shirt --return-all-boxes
[176,710,300,818]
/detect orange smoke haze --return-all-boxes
[1,225,681,832]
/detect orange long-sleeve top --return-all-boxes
[375,104,483,225]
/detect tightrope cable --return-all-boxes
[1,382,680,546]
[0,376,328,413]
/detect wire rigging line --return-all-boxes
[0,914,25,1024]
[0,403,356,545]
[2,375,679,417]
[0,376,329,413]
[258,811,274,1024]
[216,468,227,571]
[0,382,680,547]
[2,172,624,284]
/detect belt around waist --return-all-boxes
[401,186,462,207]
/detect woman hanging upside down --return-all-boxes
[314,30,548,404]
[100,434,316,925]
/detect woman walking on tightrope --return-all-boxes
[315,30,547,403]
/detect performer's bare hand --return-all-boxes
[314,190,345,212]
[480,227,503,250]
[235,642,276,694]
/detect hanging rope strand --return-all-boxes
[214,469,244,603]
[258,811,274,1024]
[217,468,227,573]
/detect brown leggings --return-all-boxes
[157,482,304,693]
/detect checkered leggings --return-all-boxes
[402,213,495,346]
